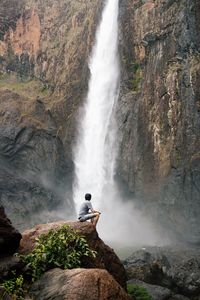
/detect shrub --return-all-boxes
[3,274,25,300]
[20,225,96,281]
[127,283,153,300]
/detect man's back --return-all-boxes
[78,200,93,218]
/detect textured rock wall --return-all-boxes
[0,0,105,227]
[118,0,200,242]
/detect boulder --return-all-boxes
[29,268,132,300]
[0,206,22,255]
[19,221,127,289]
[124,245,200,296]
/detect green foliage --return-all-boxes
[3,274,25,300]
[128,61,142,92]
[20,225,96,282]
[127,283,153,300]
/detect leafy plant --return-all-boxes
[20,225,96,281]
[3,274,25,300]
[128,61,142,92]
[127,283,153,300]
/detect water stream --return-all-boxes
[73,0,120,210]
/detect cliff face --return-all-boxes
[118,0,200,242]
[0,0,200,242]
[0,0,103,227]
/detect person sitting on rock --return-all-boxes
[78,193,101,227]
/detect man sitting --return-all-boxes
[78,193,101,227]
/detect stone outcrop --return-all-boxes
[118,0,200,243]
[0,206,21,255]
[124,246,200,298]
[19,221,127,289]
[29,268,132,300]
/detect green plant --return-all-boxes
[127,283,153,300]
[3,274,25,300]
[21,225,96,281]
[128,61,142,92]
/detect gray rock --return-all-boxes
[118,0,200,244]
[124,245,200,296]
[0,86,75,230]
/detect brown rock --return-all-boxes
[29,268,132,300]
[0,206,22,255]
[19,221,127,289]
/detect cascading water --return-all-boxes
[73,0,120,209]
[73,0,169,250]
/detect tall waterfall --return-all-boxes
[73,0,167,248]
[73,0,120,209]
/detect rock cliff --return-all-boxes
[0,0,200,242]
[118,0,200,243]
[0,0,103,227]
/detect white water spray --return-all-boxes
[73,0,120,208]
[73,0,170,251]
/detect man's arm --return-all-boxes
[87,202,101,214]
[91,209,101,214]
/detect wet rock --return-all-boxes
[124,246,200,297]
[19,221,127,289]
[118,0,200,243]
[0,89,74,230]
[0,206,21,255]
[29,268,132,300]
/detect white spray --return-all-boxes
[73,0,120,208]
[73,0,170,252]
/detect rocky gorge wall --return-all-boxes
[118,0,200,243]
[0,0,200,243]
[0,0,104,228]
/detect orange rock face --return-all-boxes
[0,10,41,58]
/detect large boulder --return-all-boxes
[0,206,22,255]
[29,268,132,300]
[19,221,127,289]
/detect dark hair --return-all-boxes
[85,193,92,200]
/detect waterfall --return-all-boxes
[73,0,120,209]
[72,0,168,249]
